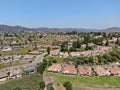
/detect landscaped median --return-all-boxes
[44,71,120,90]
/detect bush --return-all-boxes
[47,83,54,90]
[39,81,45,90]
[63,81,72,90]
[13,87,22,90]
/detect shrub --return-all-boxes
[63,81,72,90]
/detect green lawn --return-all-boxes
[0,75,43,90]
[2,48,33,55]
[44,55,63,63]
[44,72,120,88]
[0,64,5,69]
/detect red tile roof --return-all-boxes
[110,66,120,75]
[48,64,62,72]
[23,54,33,59]
[78,66,93,75]
[62,65,77,75]
[0,71,8,78]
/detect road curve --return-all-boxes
[0,52,47,71]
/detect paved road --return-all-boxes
[0,52,47,71]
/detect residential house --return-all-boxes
[109,66,120,75]
[50,50,59,56]
[95,66,110,76]
[25,66,36,74]
[0,71,8,81]
[78,66,93,76]
[10,68,21,78]
[60,52,69,58]
[29,50,40,55]
[13,55,22,61]
[62,65,77,75]
[2,46,12,51]
[23,54,34,60]
[48,64,62,73]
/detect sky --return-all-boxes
[0,0,120,29]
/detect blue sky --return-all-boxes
[0,0,120,29]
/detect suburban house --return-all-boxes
[60,52,69,58]
[2,46,12,51]
[109,66,120,75]
[11,41,17,45]
[78,66,93,76]
[29,50,40,55]
[10,68,21,78]
[50,50,59,56]
[24,66,36,74]
[48,64,62,73]
[2,55,12,63]
[0,71,8,81]
[62,65,77,75]
[95,66,110,76]
[23,54,34,59]
[13,55,22,61]
[69,46,111,57]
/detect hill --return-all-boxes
[100,27,120,32]
[0,24,120,33]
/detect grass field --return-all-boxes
[44,55,63,63]
[0,75,43,90]
[0,64,5,69]
[2,48,33,55]
[44,72,120,90]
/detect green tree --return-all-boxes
[47,83,54,90]
[85,43,89,50]
[60,42,68,52]
[37,60,47,75]
[88,56,94,64]
[52,59,57,63]
[13,87,22,90]
[105,40,109,46]
[63,81,72,90]
[72,39,81,49]
[116,37,120,45]
[48,60,52,66]
[47,47,50,54]
[39,81,45,90]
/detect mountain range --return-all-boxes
[0,24,120,33]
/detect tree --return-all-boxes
[39,81,45,90]
[76,39,81,48]
[47,47,50,54]
[88,56,94,64]
[52,59,57,63]
[72,40,81,49]
[72,41,77,48]
[75,60,80,68]
[60,42,68,52]
[85,43,89,50]
[48,60,52,66]
[37,60,47,75]
[63,81,72,90]
[116,37,120,45]
[105,40,109,46]
[47,83,54,90]
[13,87,22,90]
[83,35,90,44]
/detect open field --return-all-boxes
[0,75,43,90]
[44,72,120,90]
